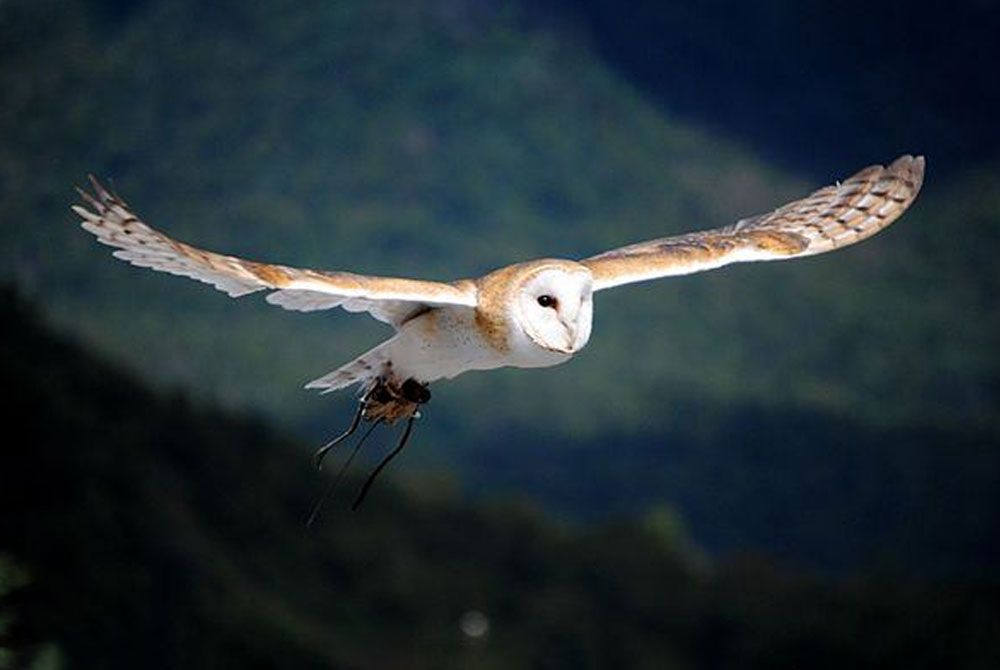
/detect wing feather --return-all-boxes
[73,177,477,325]
[582,155,925,291]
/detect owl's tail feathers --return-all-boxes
[305,337,396,394]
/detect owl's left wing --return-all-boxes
[73,177,478,326]
[581,155,924,291]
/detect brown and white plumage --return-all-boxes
[73,155,924,409]
[583,154,924,290]
[73,179,477,326]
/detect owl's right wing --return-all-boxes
[73,177,478,326]
[581,155,924,291]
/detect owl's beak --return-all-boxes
[557,318,579,354]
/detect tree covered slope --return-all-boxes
[2,285,998,669]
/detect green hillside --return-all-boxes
[2,286,998,669]
[5,0,992,432]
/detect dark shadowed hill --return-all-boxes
[1,285,999,669]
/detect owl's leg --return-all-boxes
[351,413,417,510]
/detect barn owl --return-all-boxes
[73,155,924,506]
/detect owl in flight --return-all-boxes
[74,155,924,507]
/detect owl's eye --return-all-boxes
[537,295,557,308]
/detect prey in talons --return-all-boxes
[309,376,430,517]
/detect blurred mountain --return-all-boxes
[0,0,997,551]
[2,285,999,669]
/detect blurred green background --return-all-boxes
[1,0,998,667]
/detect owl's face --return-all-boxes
[515,266,593,355]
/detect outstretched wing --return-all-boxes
[581,155,924,291]
[73,178,477,326]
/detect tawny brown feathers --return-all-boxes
[72,176,477,325]
[582,155,924,290]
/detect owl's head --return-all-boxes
[513,263,593,355]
